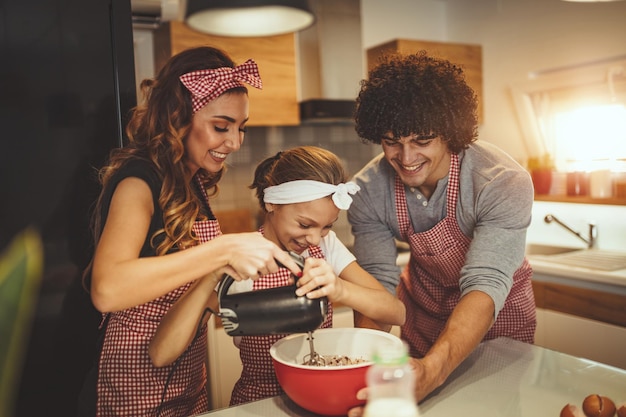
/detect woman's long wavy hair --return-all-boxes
[250,146,348,211]
[90,46,247,262]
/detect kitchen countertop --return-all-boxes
[195,337,626,417]
[528,255,626,291]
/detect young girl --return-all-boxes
[79,47,301,417]
[149,145,406,406]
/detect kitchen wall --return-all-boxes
[133,0,626,250]
[528,201,625,251]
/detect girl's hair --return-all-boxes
[354,51,478,154]
[92,46,248,256]
[250,146,348,211]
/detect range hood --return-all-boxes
[297,0,363,124]
[131,0,183,28]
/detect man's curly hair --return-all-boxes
[354,51,478,154]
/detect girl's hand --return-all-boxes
[294,257,345,301]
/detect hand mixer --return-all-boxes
[303,330,325,366]
[216,252,329,349]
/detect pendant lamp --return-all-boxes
[185,0,315,37]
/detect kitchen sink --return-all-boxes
[526,245,626,271]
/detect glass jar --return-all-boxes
[566,172,590,196]
[550,171,567,196]
[612,158,626,199]
[531,168,552,195]
[589,159,613,198]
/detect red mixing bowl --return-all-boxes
[270,328,404,416]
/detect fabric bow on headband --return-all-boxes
[263,180,361,210]
[179,59,263,113]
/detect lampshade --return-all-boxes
[186,0,315,37]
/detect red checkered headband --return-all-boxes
[179,58,263,113]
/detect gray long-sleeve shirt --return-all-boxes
[347,141,534,317]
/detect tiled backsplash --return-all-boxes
[210,124,380,246]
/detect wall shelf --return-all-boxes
[534,194,626,206]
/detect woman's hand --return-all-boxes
[294,257,345,301]
[218,232,302,281]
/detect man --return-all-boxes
[347,52,536,408]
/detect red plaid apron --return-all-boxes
[229,244,333,406]
[396,153,536,358]
[96,180,220,417]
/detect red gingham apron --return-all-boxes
[96,177,220,417]
[396,153,536,358]
[229,243,333,406]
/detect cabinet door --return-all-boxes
[533,279,626,369]
[154,21,299,126]
[535,308,626,369]
[206,316,242,409]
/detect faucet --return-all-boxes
[544,214,597,249]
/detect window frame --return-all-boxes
[511,55,626,205]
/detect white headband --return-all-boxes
[263,180,361,210]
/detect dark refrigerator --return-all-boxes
[0,0,137,415]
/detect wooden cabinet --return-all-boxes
[534,308,626,369]
[532,280,626,327]
[153,21,299,126]
[366,39,483,123]
[532,279,626,369]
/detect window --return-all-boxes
[552,103,626,170]
[512,56,626,173]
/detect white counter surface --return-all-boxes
[528,255,626,289]
[196,337,626,417]
[528,255,626,295]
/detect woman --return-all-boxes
[80,46,300,417]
